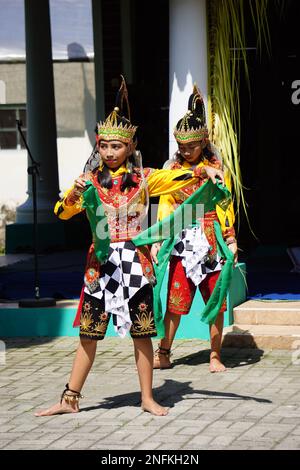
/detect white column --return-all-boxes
[169,0,208,156]
[0,80,6,104]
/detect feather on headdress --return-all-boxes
[96,75,137,144]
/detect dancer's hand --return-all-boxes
[204,166,225,185]
[65,175,89,205]
[227,241,238,266]
[150,243,162,265]
[74,175,89,192]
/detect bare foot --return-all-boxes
[35,400,79,417]
[141,399,169,416]
[209,355,226,373]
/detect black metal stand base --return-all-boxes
[18,298,56,308]
[16,120,57,310]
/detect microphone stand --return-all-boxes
[16,119,56,307]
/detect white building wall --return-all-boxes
[0,61,95,206]
[56,133,93,195]
[169,0,208,157]
[0,135,93,206]
[0,149,28,206]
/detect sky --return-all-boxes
[0,0,94,60]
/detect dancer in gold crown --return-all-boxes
[35,77,224,417]
[151,84,238,373]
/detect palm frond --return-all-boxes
[207,0,271,235]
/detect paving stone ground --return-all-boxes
[0,337,300,450]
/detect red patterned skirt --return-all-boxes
[166,256,226,315]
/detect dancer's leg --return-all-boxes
[209,312,226,373]
[133,338,168,416]
[153,312,181,369]
[35,337,97,416]
[200,272,226,373]
[154,256,194,369]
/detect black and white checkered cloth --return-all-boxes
[171,226,222,286]
[84,241,149,338]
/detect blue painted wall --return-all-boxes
[0,263,246,339]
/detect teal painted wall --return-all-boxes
[0,263,246,339]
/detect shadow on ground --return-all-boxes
[172,348,264,369]
[0,336,61,350]
[81,378,272,412]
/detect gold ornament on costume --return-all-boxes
[173,84,209,144]
[96,76,137,144]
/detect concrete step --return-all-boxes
[0,299,79,309]
[233,300,300,326]
[222,324,300,349]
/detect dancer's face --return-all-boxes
[178,141,202,165]
[98,140,130,169]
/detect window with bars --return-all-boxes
[0,105,27,149]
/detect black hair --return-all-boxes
[175,137,217,165]
[96,154,138,192]
[202,143,215,162]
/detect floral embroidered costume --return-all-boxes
[158,85,236,319]
[35,79,234,418]
[54,79,212,341]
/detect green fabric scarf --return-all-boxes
[82,181,110,264]
[133,180,234,338]
[82,179,234,339]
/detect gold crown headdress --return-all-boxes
[173,84,209,144]
[96,75,137,144]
